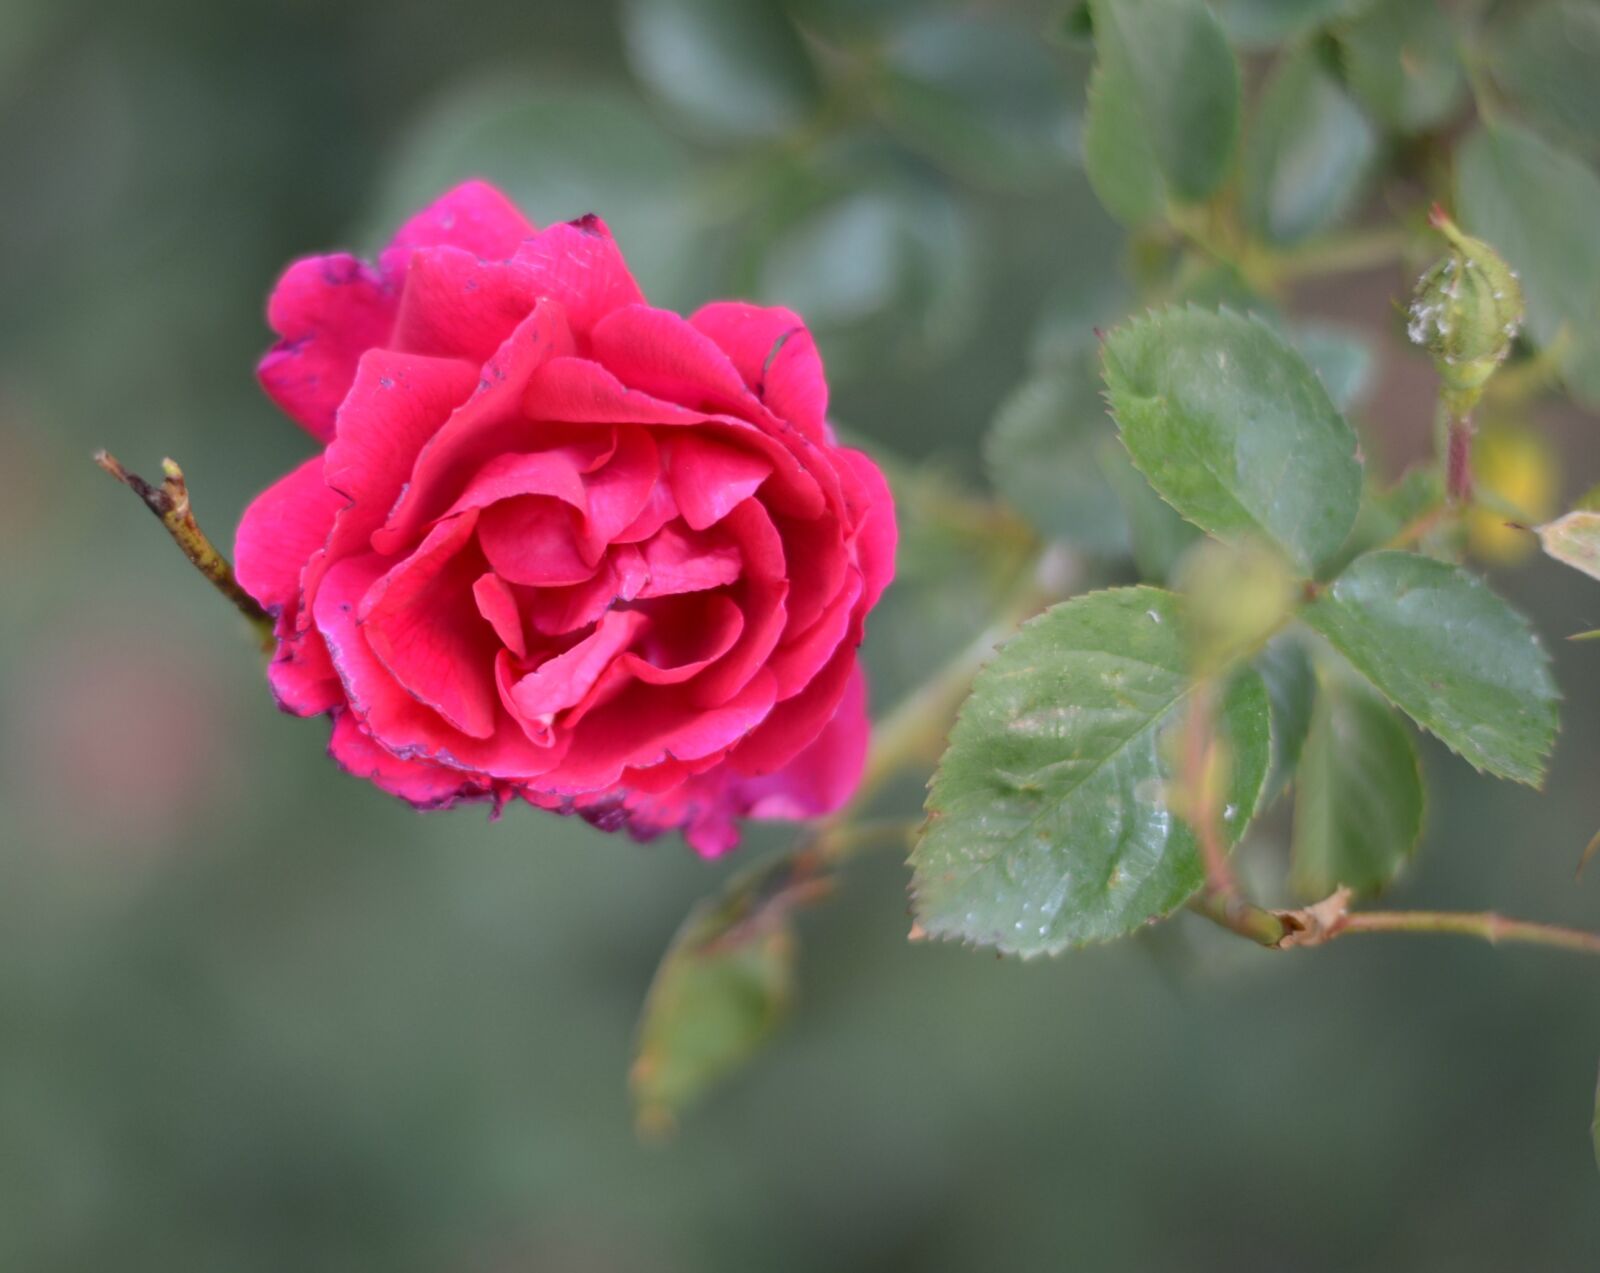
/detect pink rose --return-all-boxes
[235,182,895,856]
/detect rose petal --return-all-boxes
[390,247,540,362]
[359,512,499,739]
[508,608,649,722]
[836,447,898,613]
[767,569,862,697]
[523,356,706,426]
[578,427,658,560]
[477,496,595,587]
[376,299,576,552]
[521,544,649,636]
[665,434,771,531]
[730,638,859,777]
[267,632,344,717]
[316,555,569,779]
[550,668,777,791]
[443,447,590,518]
[382,180,535,268]
[690,301,828,441]
[258,255,397,443]
[590,304,761,420]
[234,454,342,615]
[328,708,492,810]
[472,572,526,658]
[620,594,745,686]
[510,216,646,341]
[638,522,743,597]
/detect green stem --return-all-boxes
[1334,910,1600,956]
[1188,891,1290,947]
[1271,226,1414,282]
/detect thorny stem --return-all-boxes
[95,452,276,653]
[1329,909,1600,956]
[1181,681,1241,903]
[1446,413,1475,505]
[1271,226,1414,282]
[1179,677,1297,946]
[1191,886,1600,959]
[1384,503,1449,552]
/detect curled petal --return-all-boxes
[359,513,499,740]
[376,299,576,553]
[690,302,828,441]
[259,255,396,443]
[511,216,646,341]
[328,709,493,810]
[382,179,536,269]
[234,454,342,616]
[472,572,527,658]
[390,247,541,362]
[665,434,771,531]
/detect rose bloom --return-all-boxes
[235,182,895,856]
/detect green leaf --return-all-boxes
[910,587,1271,956]
[1101,446,1202,582]
[983,354,1129,555]
[1212,0,1360,47]
[1082,28,1167,224]
[1101,307,1363,577]
[1488,0,1600,156]
[1327,467,1447,576]
[1302,551,1559,786]
[756,176,980,361]
[1593,1062,1600,1172]
[631,854,823,1133]
[1537,511,1600,581]
[620,0,819,140]
[1336,0,1464,134]
[1088,0,1241,205]
[1255,633,1317,804]
[1293,321,1375,412]
[1458,122,1600,406]
[878,12,1073,190]
[1243,46,1376,246]
[1290,675,1424,899]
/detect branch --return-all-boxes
[1326,909,1600,957]
[94,452,275,652]
[1193,884,1600,959]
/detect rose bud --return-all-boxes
[1406,205,1526,418]
[236,182,896,856]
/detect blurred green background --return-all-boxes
[3,0,1599,1268]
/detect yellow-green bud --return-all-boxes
[1176,537,1297,674]
[1406,205,1525,417]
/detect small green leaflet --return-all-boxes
[1458,122,1600,407]
[982,352,1129,555]
[910,587,1271,957]
[1488,0,1600,157]
[1255,633,1317,805]
[1101,307,1363,577]
[1303,551,1558,787]
[1336,0,1464,134]
[620,0,819,140]
[1083,0,1239,221]
[631,854,821,1133]
[1536,511,1600,581]
[1290,676,1424,900]
[1243,45,1376,246]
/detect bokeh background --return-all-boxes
[3,0,1599,1268]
